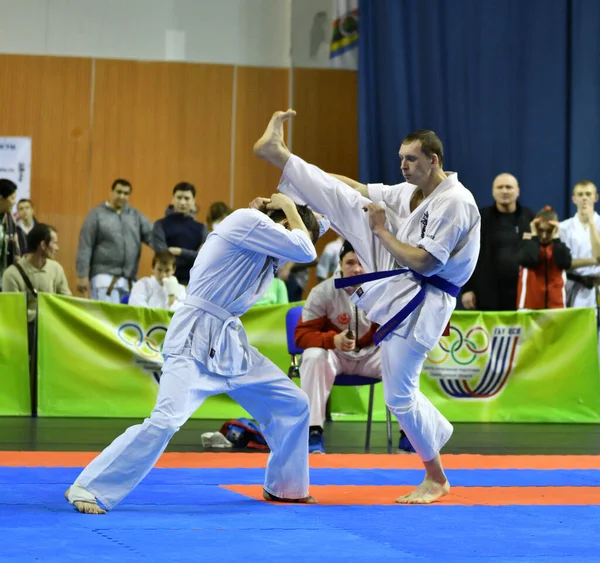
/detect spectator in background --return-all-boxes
[559,180,600,307]
[76,178,153,303]
[16,199,37,236]
[129,250,186,311]
[462,173,535,310]
[152,182,208,285]
[0,179,26,290]
[316,235,343,283]
[2,224,70,350]
[277,260,315,302]
[294,241,413,455]
[253,276,289,307]
[206,201,232,232]
[517,206,571,310]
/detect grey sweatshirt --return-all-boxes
[76,203,153,280]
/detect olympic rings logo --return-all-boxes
[117,322,168,360]
[428,325,489,365]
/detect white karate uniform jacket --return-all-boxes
[129,276,186,311]
[559,212,600,307]
[162,208,320,374]
[280,156,481,350]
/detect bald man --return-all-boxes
[461,173,535,311]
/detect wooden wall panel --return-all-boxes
[292,68,359,295]
[0,55,92,291]
[233,66,289,209]
[91,60,234,277]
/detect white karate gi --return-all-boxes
[129,276,186,311]
[279,155,480,461]
[316,237,343,280]
[559,213,600,307]
[72,208,321,509]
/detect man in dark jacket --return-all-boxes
[0,179,27,290]
[461,173,535,311]
[151,182,208,285]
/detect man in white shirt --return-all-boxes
[65,193,326,514]
[559,180,600,307]
[316,236,343,282]
[254,109,480,504]
[129,251,186,311]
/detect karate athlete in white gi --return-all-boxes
[559,180,600,307]
[254,110,481,504]
[65,193,326,514]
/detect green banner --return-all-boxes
[420,309,600,422]
[36,294,600,422]
[0,293,31,415]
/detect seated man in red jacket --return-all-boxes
[517,206,572,309]
[295,240,414,454]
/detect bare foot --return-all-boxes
[64,487,106,515]
[395,477,450,505]
[263,489,317,504]
[253,109,295,169]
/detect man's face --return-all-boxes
[152,262,175,282]
[572,183,598,212]
[172,190,194,214]
[110,183,131,210]
[340,251,364,279]
[17,201,33,222]
[42,230,59,259]
[399,141,434,186]
[492,174,520,207]
[0,191,17,214]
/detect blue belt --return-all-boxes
[334,269,460,345]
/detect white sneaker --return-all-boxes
[201,432,233,448]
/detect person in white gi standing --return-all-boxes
[254,110,480,504]
[559,180,600,307]
[65,193,325,514]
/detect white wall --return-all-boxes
[291,0,332,68]
[0,0,292,67]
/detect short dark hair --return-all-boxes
[339,240,356,261]
[173,182,196,198]
[152,250,176,268]
[268,205,320,244]
[27,223,56,251]
[207,201,231,222]
[536,206,559,223]
[0,179,17,199]
[111,178,132,192]
[402,130,444,167]
[18,198,33,207]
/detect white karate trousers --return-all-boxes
[299,348,381,427]
[282,155,453,461]
[73,350,310,510]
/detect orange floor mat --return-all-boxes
[1,451,600,469]
[223,484,600,506]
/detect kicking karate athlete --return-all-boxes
[65,193,326,514]
[254,110,481,504]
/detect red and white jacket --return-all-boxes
[516,238,572,310]
[294,277,379,360]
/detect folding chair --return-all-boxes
[285,305,393,453]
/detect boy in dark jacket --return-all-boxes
[517,206,572,309]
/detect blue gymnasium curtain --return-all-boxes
[359,0,600,219]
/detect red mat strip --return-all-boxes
[1,452,600,469]
[224,484,600,505]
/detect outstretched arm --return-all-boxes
[329,174,369,199]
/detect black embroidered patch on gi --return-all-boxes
[356,287,364,297]
[209,348,216,359]
[420,211,429,239]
